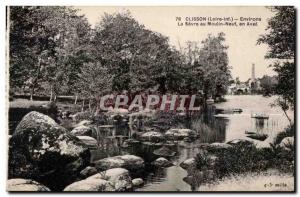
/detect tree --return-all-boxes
[9,6,93,100]
[198,33,231,99]
[258,6,295,125]
[259,75,278,96]
[93,11,183,94]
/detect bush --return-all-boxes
[212,144,268,178]
[274,124,294,144]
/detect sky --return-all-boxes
[75,6,276,81]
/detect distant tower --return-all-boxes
[251,63,255,81]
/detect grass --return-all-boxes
[195,139,294,180]
[199,169,294,191]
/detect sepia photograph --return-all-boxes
[6,6,295,192]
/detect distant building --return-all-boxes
[228,63,261,95]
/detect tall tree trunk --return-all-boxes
[74,95,78,105]
[49,85,53,101]
[88,98,91,111]
[82,99,85,112]
[30,57,42,101]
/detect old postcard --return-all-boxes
[6,6,295,192]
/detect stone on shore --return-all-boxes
[132,178,144,188]
[227,139,253,146]
[165,128,197,140]
[180,158,196,170]
[279,137,294,151]
[7,179,50,191]
[153,146,176,157]
[80,166,98,179]
[9,111,90,191]
[71,125,93,137]
[94,155,144,171]
[77,136,98,148]
[86,168,132,191]
[63,179,114,191]
[140,131,165,142]
[151,157,173,167]
[207,142,232,152]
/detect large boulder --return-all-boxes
[63,178,114,191]
[180,158,196,170]
[71,125,93,137]
[165,128,197,140]
[132,178,144,188]
[77,136,98,149]
[7,179,50,192]
[227,139,253,146]
[279,137,294,151]
[140,131,165,142]
[87,168,132,191]
[94,155,144,171]
[207,142,232,152]
[153,146,176,157]
[9,100,58,134]
[8,111,90,191]
[80,166,98,179]
[74,120,93,127]
[151,157,173,167]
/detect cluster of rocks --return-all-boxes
[139,128,197,144]
[7,111,145,192]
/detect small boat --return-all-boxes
[213,114,229,118]
[233,108,243,113]
[251,113,269,119]
[245,130,256,135]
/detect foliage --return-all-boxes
[259,75,278,96]
[273,124,294,145]
[258,6,295,124]
[10,8,231,105]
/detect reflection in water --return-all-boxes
[90,95,292,191]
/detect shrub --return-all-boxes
[274,124,294,145]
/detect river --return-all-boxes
[92,95,294,191]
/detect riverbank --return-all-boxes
[199,169,294,191]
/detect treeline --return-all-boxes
[9,7,231,103]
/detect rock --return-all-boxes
[151,157,173,167]
[63,179,114,191]
[74,120,93,127]
[153,146,176,157]
[124,139,140,146]
[247,133,268,141]
[77,136,98,148]
[9,100,58,134]
[87,168,132,191]
[227,139,253,146]
[7,179,50,191]
[165,128,197,140]
[280,137,294,150]
[132,178,144,188]
[80,166,98,179]
[94,155,144,171]
[207,142,232,152]
[69,111,93,122]
[180,158,196,170]
[140,131,165,142]
[9,111,90,191]
[71,125,93,137]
